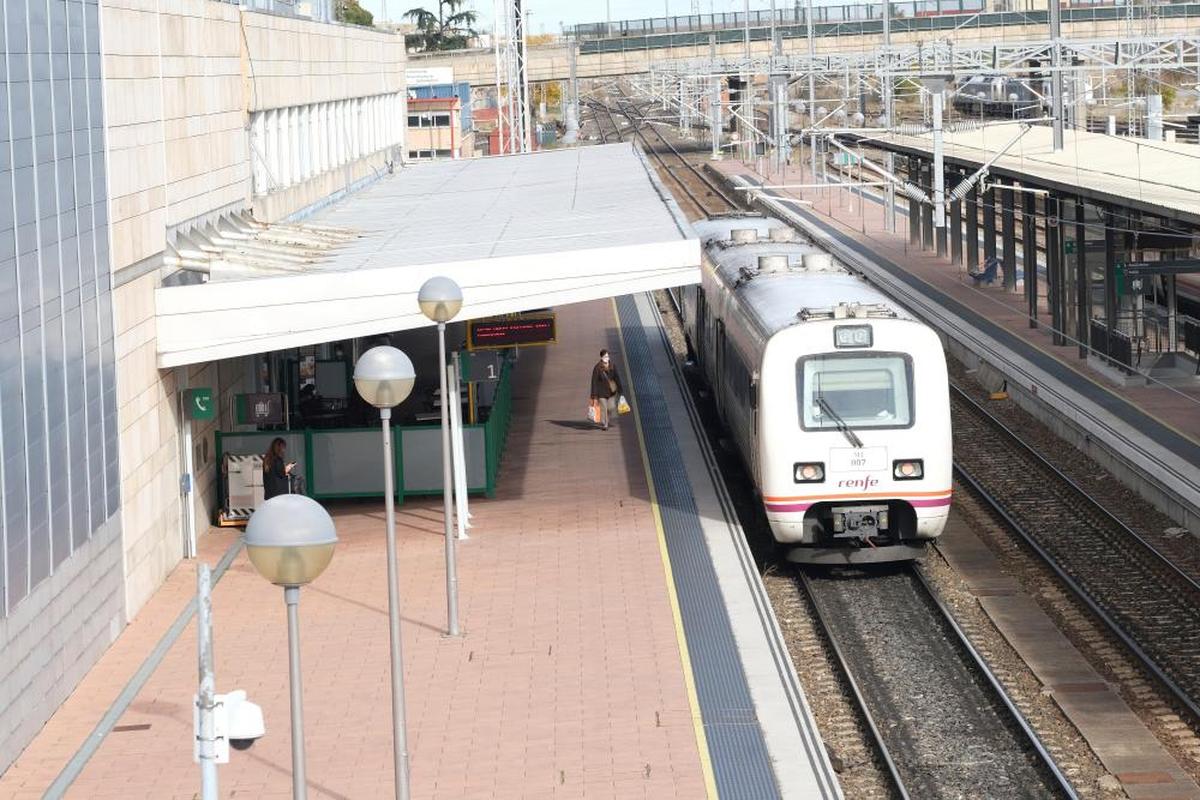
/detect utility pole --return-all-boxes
[883,0,896,231]
[1049,0,1064,149]
[806,0,817,184]
[921,75,949,229]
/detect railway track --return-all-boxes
[584,90,740,218]
[950,384,1200,723]
[800,564,1076,799]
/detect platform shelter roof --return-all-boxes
[154,143,698,368]
[861,126,1200,225]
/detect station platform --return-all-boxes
[0,298,838,799]
[710,159,1200,528]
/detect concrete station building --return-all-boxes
[0,0,407,770]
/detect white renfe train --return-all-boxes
[680,214,952,564]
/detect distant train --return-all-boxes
[679,215,953,564]
[953,73,1047,119]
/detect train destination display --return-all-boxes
[467,313,557,350]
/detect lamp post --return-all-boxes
[353,345,416,800]
[243,495,338,800]
[417,276,463,637]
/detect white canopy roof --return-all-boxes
[154,143,699,368]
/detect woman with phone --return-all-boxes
[262,437,297,500]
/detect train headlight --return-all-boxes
[893,459,924,480]
[794,462,825,483]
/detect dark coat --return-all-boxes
[263,456,290,500]
[590,361,623,400]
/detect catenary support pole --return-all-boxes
[1050,0,1064,149]
[806,0,817,184]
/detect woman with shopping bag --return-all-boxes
[589,348,627,430]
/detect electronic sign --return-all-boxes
[467,313,557,351]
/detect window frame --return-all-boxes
[795,351,916,432]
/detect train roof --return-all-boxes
[694,215,915,338]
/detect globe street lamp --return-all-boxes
[417,276,463,637]
[244,495,338,800]
[353,345,415,800]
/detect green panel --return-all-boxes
[185,388,215,420]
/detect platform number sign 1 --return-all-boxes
[186,388,215,421]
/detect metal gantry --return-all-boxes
[493,0,533,153]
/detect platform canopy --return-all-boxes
[863,126,1200,225]
[154,143,699,368]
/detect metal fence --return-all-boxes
[573,0,1200,53]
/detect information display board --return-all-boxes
[467,313,557,351]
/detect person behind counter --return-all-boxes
[262,437,298,499]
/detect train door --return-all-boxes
[696,290,708,369]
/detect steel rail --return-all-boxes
[951,387,1200,723]
[797,570,911,800]
[951,384,1200,598]
[912,567,1079,799]
[611,92,743,211]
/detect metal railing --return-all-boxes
[569,0,1193,39]
[573,1,1200,54]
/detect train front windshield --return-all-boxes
[797,354,913,430]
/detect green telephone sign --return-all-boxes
[185,388,215,421]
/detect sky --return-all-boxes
[357,0,788,35]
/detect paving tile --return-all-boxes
[0,299,707,798]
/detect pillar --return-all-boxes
[1046,195,1065,345]
[921,162,935,251]
[982,182,997,265]
[1001,179,1017,291]
[1075,197,1089,358]
[1023,189,1038,327]
[908,156,921,246]
[965,181,979,272]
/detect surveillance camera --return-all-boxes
[224,689,265,751]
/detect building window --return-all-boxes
[435,149,453,158]
[406,112,453,128]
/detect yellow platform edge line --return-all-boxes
[611,297,720,800]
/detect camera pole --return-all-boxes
[198,563,218,800]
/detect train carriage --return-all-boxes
[680,215,952,564]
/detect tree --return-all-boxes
[336,0,374,27]
[404,0,477,51]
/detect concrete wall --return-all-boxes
[103,0,247,621]
[105,2,405,620]
[242,15,406,222]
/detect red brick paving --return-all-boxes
[0,299,707,799]
[713,158,1200,446]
